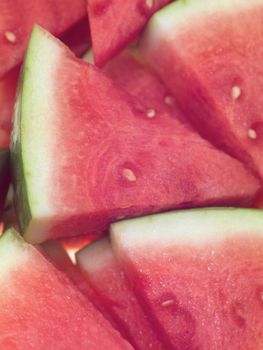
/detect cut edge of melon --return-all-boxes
[110,208,263,250]
[0,228,32,282]
[76,237,113,272]
[12,26,65,238]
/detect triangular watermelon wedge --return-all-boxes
[139,0,263,180]
[111,208,263,349]
[76,237,165,349]
[0,228,133,349]
[87,0,172,66]
[11,26,260,244]
[0,0,86,78]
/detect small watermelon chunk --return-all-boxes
[12,26,260,244]
[77,237,165,349]
[87,0,171,66]
[139,0,263,180]
[0,0,86,78]
[111,208,263,350]
[0,229,133,349]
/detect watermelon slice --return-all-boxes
[111,208,263,349]
[0,228,133,349]
[0,0,86,78]
[139,0,263,180]
[12,26,261,244]
[77,237,165,349]
[87,0,172,66]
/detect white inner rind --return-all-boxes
[111,208,263,249]
[0,229,31,282]
[21,26,62,218]
[149,0,263,30]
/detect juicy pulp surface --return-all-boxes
[139,0,263,180]
[87,0,171,66]
[12,27,261,244]
[77,237,164,349]
[111,208,263,349]
[0,67,19,148]
[0,229,133,350]
[0,0,86,78]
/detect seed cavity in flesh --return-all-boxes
[146,108,156,118]
[164,95,174,106]
[247,128,257,139]
[4,31,16,43]
[161,299,174,307]
[231,86,241,100]
[122,168,137,182]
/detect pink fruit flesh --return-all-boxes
[0,0,86,78]
[115,234,263,350]
[0,66,19,148]
[87,0,171,66]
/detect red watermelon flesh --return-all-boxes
[111,208,263,350]
[41,239,117,328]
[60,17,90,57]
[0,229,134,350]
[0,66,19,148]
[0,0,86,79]
[139,0,263,181]
[12,26,261,244]
[87,0,172,67]
[77,237,165,349]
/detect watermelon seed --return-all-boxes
[146,108,156,118]
[4,31,16,43]
[247,128,257,139]
[231,86,241,100]
[122,168,137,182]
[161,299,174,307]
[145,0,154,9]
[164,95,175,106]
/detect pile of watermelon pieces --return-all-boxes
[1,0,263,348]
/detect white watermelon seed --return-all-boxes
[247,128,257,139]
[161,300,174,307]
[4,31,16,43]
[164,95,174,106]
[146,108,156,118]
[122,168,137,182]
[231,86,241,100]
[145,0,154,9]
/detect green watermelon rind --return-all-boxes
[11,26,60,243]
